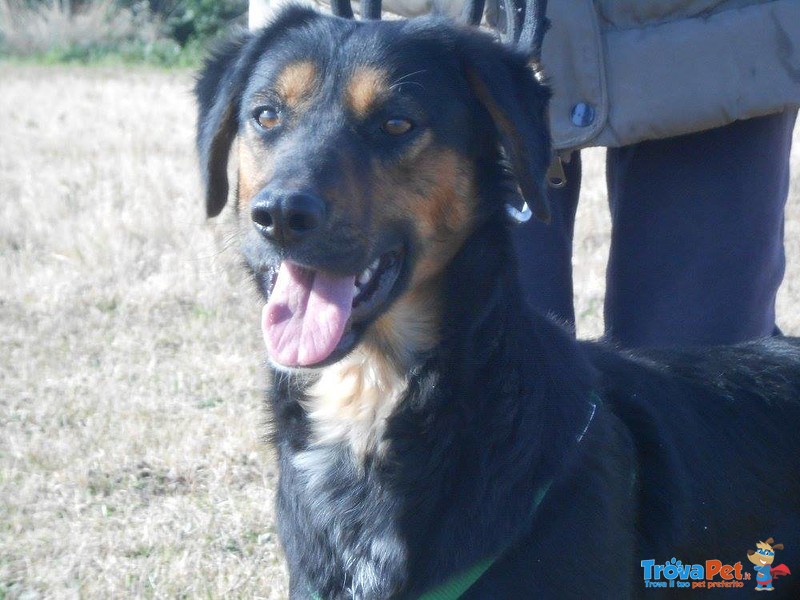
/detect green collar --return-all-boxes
[416,554,497,600]
[312,393,601,600]
[416,479,553,600]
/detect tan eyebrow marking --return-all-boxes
[345,66,390,118]
[275,60,319,107]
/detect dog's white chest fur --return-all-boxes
[303,347,408,460]
[292,349,411,597]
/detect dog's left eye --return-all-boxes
[381,118,413,136]
[254,106,281,130]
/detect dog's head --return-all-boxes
[196,6,550,369]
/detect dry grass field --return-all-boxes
[0,63,798,598]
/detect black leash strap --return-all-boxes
[329,0,549,63]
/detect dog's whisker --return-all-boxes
[389,70,427,92]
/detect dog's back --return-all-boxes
[576,338,800,596]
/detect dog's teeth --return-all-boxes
[357,268,373,286]
[356,258,381,287]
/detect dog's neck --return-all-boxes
[298,212,523,461]
[303,281,443,461]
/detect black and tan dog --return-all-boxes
[195,3,800,598]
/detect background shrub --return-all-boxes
[152,0,247,46]
[0,0,248,65]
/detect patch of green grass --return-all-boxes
[125,545,154,559]
[0,39,203,68]
[223,538,242,556]
[195,396,223,410]
[0,0,221,68]
[95,297,119,313]
[191,304,217,320]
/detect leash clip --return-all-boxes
[546,155,567,189]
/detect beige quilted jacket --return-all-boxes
[543,0,800,151]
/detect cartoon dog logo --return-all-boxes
[747,538,792,591]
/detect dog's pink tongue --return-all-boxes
[262,262,354,367]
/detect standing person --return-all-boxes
[501,0,800,347]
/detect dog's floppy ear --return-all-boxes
[461,39,552,223]
[194,6,320,217]
[195,33,253,218]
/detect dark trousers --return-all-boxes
[512,110,798,348]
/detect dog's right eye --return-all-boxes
[254,106,281,130]
[381,118,413,136]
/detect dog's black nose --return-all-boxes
[251,191,326,246]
